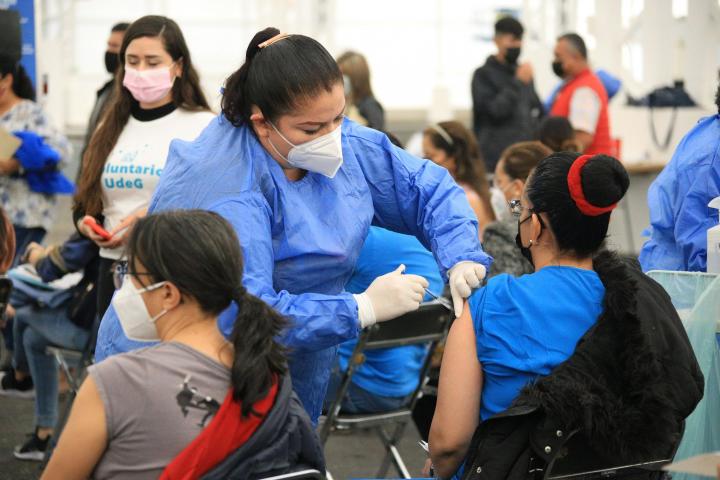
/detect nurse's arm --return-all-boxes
[354,134,491,276]
[211,197,361,353]
[430,302,482,478]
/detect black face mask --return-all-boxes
[515,231,534,267]
[505,47,521,65]
[104,51,119,74]
[552,60,564,78]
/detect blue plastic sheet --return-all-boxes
[647,270,720,480]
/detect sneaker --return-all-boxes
[0,369,34,399]
[13,429,51,461]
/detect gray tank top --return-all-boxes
[88,342,230,480]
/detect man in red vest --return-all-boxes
[549,33,613,155]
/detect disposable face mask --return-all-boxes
[552,60,565,78]
[267,122,344,178]
[123,65,176,104]
[112,275,168,342]
[505,47,521,65]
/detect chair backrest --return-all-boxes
[545,428,677,480]
[361,301,453,350]
[258,469,325,480]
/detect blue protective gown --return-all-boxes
[94,116,492,422]
[639,115,720,272]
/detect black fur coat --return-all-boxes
[459,251,704,480]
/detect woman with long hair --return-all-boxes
[43,210,322,479]
[423,121,496,231]
[337,51,385,130]
[73,15,213,317]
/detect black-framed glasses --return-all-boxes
[112,261,154,289]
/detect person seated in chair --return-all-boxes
[0,233,98,461]
[429,153,703,479]
[43,211,324,480]
[323,226,443,414]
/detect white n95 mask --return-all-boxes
[268,122,344,178]
[112,275,168,342]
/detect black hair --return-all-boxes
[127,210,287,417]
[715,77,720,115]
[526,152,629,257]
[221,27,343,127]
[381,130,404,149]
[0,60,35,101]
[537,116,581,152]
[559,33,587,59]
[495,16,524,39]
[111,22,131,33]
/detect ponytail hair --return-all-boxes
[221,27,342,127]
[0,61,35,101]
[229,286,287,416]
[126,210,287,417]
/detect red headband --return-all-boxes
[567,155,617,216]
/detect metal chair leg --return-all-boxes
[375,422,411,478]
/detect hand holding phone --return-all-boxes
[83,217,113,241]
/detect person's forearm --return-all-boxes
[431,448,467,479]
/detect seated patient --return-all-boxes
[429,153,703,479]
[324,226,443,413]
[43,210,323,480]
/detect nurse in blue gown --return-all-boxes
[94,28,493,423]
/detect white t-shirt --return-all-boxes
[100,108,215,259]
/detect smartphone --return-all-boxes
[83,217,113,241]
[0,276,12,320]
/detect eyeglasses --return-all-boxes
[112,261,155,289]
[509,199,525,218]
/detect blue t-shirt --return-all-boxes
[338,227,444,397]
[469,266,605,420]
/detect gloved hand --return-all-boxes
[354,264,429,328]
[448,261,487,317]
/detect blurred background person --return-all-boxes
[483,141,552,279]
[471,16,543,172]
[80,22,130,164]
[423,121,496,231]
[73,15,214,318]
[548,33,613,155]
[337,51,385,130]
[538,115,582,152]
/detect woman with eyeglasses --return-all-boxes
[482,141,551,278]
[428,153,703,478]
[43,210,322,480]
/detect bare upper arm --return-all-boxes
[41,376,108,480]
[430,301,483,477]
[461,186,492,234]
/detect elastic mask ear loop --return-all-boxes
[267,121,295,163]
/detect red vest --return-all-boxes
[550,69,613,156]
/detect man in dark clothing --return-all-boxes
[80,22,129,165]
[471,17,543,171]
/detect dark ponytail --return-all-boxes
[127,210,287,417]
[0,61,35,101]
[229,287,287,416]
[221,27,343,127]
[526,152,629,257]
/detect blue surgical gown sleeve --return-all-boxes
[347,126,492,277]
[210,196,360,353]
[640,115,720,272]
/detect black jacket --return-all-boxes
[471,56,543,170]
[201,375,325,479]
[460,251,704,480]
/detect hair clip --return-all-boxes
[259,33,291,49]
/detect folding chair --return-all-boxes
[259,469,325,480]
[542,424,682,480]
[319,301,452,478]
[42,313,102,464]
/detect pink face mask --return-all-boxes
[122,65,176,104]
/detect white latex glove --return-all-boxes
[448,261,487,317]
[354,264,429,328]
